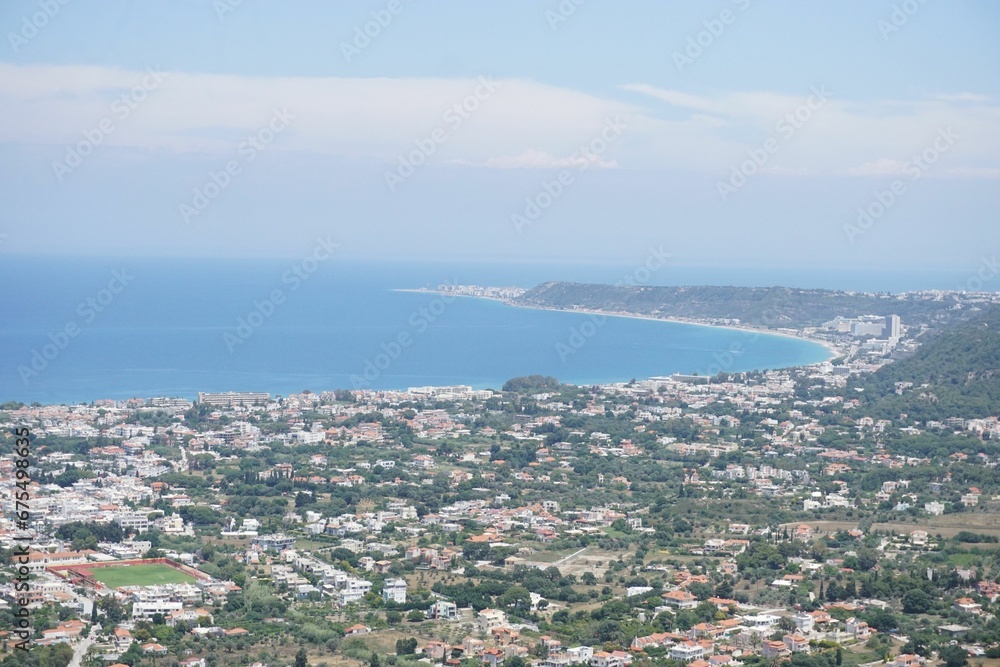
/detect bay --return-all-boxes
[3,255,963,405]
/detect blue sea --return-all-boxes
[0,256,976,405]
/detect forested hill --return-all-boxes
[513,282,970,329]
[852,305,1000,421]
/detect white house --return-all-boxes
[382,578,407,604]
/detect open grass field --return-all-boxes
[88,563,198,587]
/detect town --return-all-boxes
[2,303,1000,667]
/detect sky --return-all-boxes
[1,0,999,269]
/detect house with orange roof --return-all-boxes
[113,627,133,651]
[538,635,562,652]
[690,623,724,640]
[481,647,504,667]
[887,655,924,667]
[809,610,833,625]
[422,641,451,661]
[669,641,706,662]
[762,641,790,659]
[492,627,519,646]
[505,645,530,660]
[846,618,871,640]
[464,636,485,655]
[783,635,810,653]
[41,620,86,640]
[591,650,631,667]
[708,655,737,667]
[715,619,742,634]
[793,524,814,542]
[662,589,698,609]
[477,608,508,633]
[977,581,1000,602]
[954,597,982,614]
[707,597,738,611]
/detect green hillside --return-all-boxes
[852,305,1000,421]
[514,282,971,330]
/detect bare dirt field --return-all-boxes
[524,547,628,579]
[782,514,1000,539]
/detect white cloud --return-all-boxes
[840,159,912,176]
[0,63,637,166]
[2,63,997,177]
[840,161,1000,179]
[939,167,1000,179]
[453,149,619,170]
[931,93,992,103]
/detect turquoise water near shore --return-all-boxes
[3,256,964,405]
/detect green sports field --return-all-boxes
[87,563,198,587]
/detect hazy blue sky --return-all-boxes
[1,0,998,268]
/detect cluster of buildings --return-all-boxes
[3,301,1000,665]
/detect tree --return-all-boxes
[939,645,968,667]
[497,586,531,613]
[407,609,425,622]
[857,547,879,571]
[396,638,418,655]
[582,572,598,586]
[386,610,402,626]
[864,608,897,633]
[295,647,308,667]
[902,589,932,614]
[370,654,382,667]
[778,617,797,632]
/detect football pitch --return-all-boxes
[87,563,198,587]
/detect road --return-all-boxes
[67,628,97,667]
[551,546,590,566]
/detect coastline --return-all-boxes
[394,287,840,364]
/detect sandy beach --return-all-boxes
[393,287,841,364]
